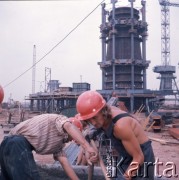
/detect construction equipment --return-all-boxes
[153,0,179,93]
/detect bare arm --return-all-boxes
[63,122,90,149]
[54,151,79,180]
[113,118,144,179]
[63,122,98,164]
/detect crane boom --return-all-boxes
[153,0,179,93]
[159,0,179,6]
[158,0,179,66]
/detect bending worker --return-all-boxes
[76,90,155,180]
[0,113,98,180]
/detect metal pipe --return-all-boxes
[141,0,147,89]
[112,0,117,90]
[101,3,107,90]
[129,0,135,112]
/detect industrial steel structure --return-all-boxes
[27,82,90,114]
[99,2,149,90]
[27,0,179,114]
[32,45,36,94]
[153,0,179,94]
[45,67,51,92]
[98,0,157,112]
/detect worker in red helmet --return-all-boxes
[0,114,98,180]
[76,90,155,180]
[0,85,4,104]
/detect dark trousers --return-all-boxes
[116,141,155,180]
[0,135,40,180]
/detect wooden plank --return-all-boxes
[149,136,179,145]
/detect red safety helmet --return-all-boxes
[76,90,106,120]
[0,85,4,104]
[69,116,83,131]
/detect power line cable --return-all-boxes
[4,0,105,88]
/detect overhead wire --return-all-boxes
[3,0,105,88]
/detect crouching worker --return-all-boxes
[0,114,98,180]
[76,90,155,180]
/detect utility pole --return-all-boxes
[32,45,36,94]
[45,67,51,92]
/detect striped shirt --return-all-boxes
[10,114,70,155]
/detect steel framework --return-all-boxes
[153,0,179,94]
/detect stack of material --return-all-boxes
[169,128,179,140]
[151,114,162,133]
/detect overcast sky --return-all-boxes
[0,0,179,102]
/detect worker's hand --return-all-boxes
[84,146,98,165]
[89,152,98,163]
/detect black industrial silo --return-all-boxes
[99,6,149,91]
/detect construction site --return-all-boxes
[0,0,179,179]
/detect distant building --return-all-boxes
[72,82,90,92]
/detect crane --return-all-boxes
[159,0,179,6]
[153,0,179,94]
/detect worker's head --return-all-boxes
[76,90,106,125]
[69,115,83,132]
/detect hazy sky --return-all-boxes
[0,0,179,102]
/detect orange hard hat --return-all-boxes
[76,90,106,120]
[69,116,83,131]
[0,85,4,104]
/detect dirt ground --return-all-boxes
[0,111,179,179]
[146,130,179,179]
